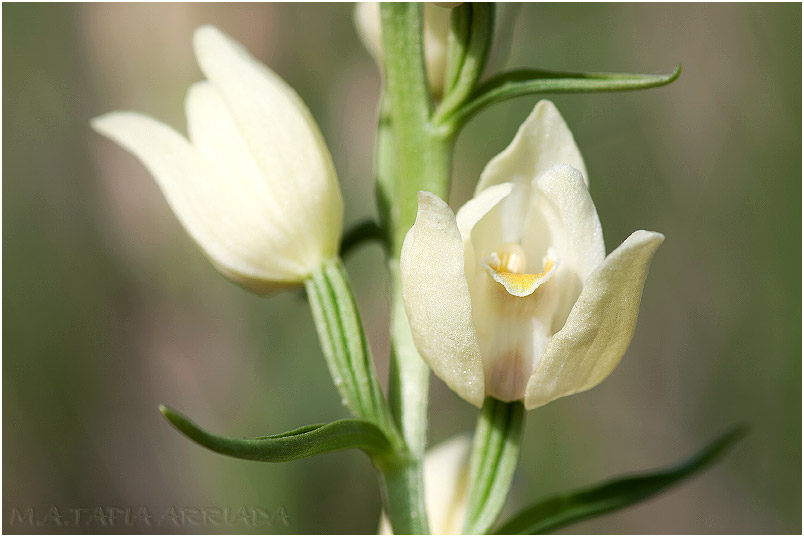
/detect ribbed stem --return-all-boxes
[387,261,430,456]
[463,397,525,534]
[380,2,453,254]
[378,457,430,535]
[375,5,456,533]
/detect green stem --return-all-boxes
[308,259,427,532]
[442,4,471,97]
[380,2,453,253]
[463,397,525,534]
[379,2,454,458]
[378,457,430,535]
[387,261,430,456]
[376,4,461,533]
[374,93,395,247]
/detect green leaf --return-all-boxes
[463,398,525,535]
[494,426,747,535]
[159,405,395,462]
[434,2,495,125]
[449,65,682,128]
[339,219,386,258]
[442,3,472,98]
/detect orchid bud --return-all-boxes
[93,26,343,294]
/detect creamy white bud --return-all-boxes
[92,26,343,294]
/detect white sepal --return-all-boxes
[193,26,343,267]
[400,192,485,408]
[525,164,605,331]
[476,100,588,193]
[524,230,665,409]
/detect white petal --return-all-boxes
[523,164,605,331]
[476,100,588,193]
[524,230,664,410]
[455,182,513,240]
[472,249,559,402]
[192,25,342,264]
[401,192,485,408]
[91,111,303,293]
[455,182,513,289]
[475,101,588,243]
[184,82,316,275]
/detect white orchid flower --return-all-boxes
[92,25,343,294]
[400,100,664,409]
[380,435,472,535]
[354,2,451,98]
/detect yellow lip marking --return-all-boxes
[483,243,557,297]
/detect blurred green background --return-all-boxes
[3,3,800,534]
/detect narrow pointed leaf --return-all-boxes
[442,3,471,98]
[160,405,394,462]
[434,2,495,124]
[494,426,746,535]
[450,65,681,127]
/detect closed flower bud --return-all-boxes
[92,25,343,294]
